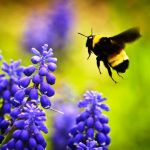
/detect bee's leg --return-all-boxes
[103,60,117,83]
[117,72,123,78]
[96,56,101,74]
[87,48,91,59]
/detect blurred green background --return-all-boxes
[0,0,150,150]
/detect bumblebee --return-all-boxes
[78,27,141,83]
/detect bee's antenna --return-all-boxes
[91,28,93,35]
[78,32,88,37]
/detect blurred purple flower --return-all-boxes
[22,0,74,53]
[49,0,74,50]
[52,103,78,150]
[22,15,49,52]
[0,52,2,60]
[51,84,78,150]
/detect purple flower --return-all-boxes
[48,0,74,50]
[0,60,23,144]
[51,102,78,150]
[67,91,110,150]
[0,52,2,60]
[22,0,74,53]
[78,140,103,150]
[2,60,24,81]
[0,44,57,149]
[13,44,57,109]
[1,102,47,149]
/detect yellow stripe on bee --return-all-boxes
[92,35,102,48]
[108,50,129,67]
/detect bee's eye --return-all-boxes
[89,36,93,39]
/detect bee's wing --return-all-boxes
[110,27,141,43]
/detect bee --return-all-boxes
[78,27,141,83]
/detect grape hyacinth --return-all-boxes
[0,60,24,143]
[49,0,74,50]
[1,102,47,150]
[51,84,78,150]
[51,102,78,150]
[67,91,111,150]
[1,44,57,149]
[22,0,74,53]
[12,44,57,108]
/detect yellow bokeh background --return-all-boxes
[0,0,150,150]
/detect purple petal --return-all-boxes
[13,130,22,139]
[37,121,48,133]
[32,74,43,84]
[31,56,41,64]
[78,100,89,108]
[96,133,106,145]
[2,61,9,73]
[20,130,29,141]
[102,124,110,134]
[86,128,94,139]
[47,63,57,72]
[46,85,55,97]
[77,111,90,122]
[74,133,83,143]
[7,139,15,149]
[39,66,48,76]
[86,117,94,127]
[11,84,20,95]
[29,137,37,148]
[13,60,21,68]
[2,90,11,100]
[31,48,41,56]
[35,133,46,148]
[36,145,44,150]
[42,44,48,51]
[99,114,109,124]
[2,103,11,114]
[95,121,103,132]
[15,140,23,149]
[14,120,25,129]
[77,122,85,132]
[70,126,78,136]
[19,77,30,88]
[100,104,110,111]
[46,73,56,85]
[29,88,38,100]
[14,90,25,102]
[40,95,51,109]
[10,108,21,119]
[40,82,48,94]
[47,57,57,63]
[23,65,36,76]
[105,135,111,145]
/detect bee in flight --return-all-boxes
[78,27,141,83]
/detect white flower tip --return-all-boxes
[50,107,64,115]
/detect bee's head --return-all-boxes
[78,28,94,49]
[86,35,94,48]
[78,29,94,59]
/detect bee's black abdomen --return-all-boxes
[113,59,129,73]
